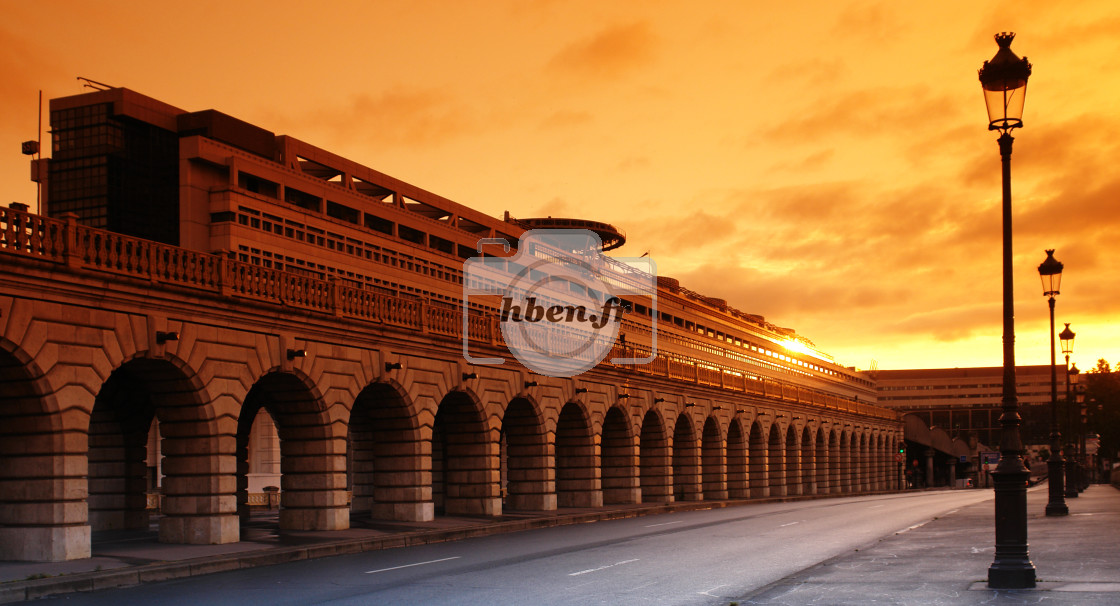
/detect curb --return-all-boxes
[0,489,916,603]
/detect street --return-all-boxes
[42,490,995,605]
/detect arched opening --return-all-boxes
[701,417,726,500]
[749,421,767,498]
[829,430,842,494]
[873,432,882,488]
[88,370,155,533]
[672,413,699,501]
[91,358,231,547]
[243,409,280,510]
[726,419,748,498]
[556,402,600,508]
[860,432,869,488]
[501,397,551,511]
[814,428,829,495]
[349,382,427,522]
[841,432,854,494]
[237,371,346,533]
[639,409,671,503]
[601,406,638,504]
[432,390,498,516]
[800,426,814,495]
[784,425,800,496]
[768,423,785,497]
[0,345,92,561]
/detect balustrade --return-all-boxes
[0,205,897,421]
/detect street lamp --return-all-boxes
[1060,328,1079,499]
[1038,250,1067,516]
[979,31,1036,589]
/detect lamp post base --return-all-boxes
[1045,458,1068,516]
[988,466,1036,589]
[988,564,1038,590]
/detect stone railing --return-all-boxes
[0,206,898,422]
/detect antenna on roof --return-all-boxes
[77,76,113,91]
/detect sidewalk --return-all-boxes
[1,485,1117,604]
[737,483,1120,605]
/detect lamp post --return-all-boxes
[979,32,1036,589]
[1038,251,1067,515]
[1061,331,1079,499]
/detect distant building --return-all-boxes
[872,365,1063,449]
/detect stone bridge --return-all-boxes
[0,208,902,561]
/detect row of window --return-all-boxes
[224,193,856,389]
[880,381,1055,391]
[228,206,467,287]
[237,171,501,262]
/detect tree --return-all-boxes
[1083,359,1120,468]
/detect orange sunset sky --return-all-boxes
[1,1,1117,372]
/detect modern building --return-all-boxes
[33,86,876,401]
[872,365,1064,452]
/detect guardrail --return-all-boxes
[0,206,897,421]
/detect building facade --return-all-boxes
[873,365,1062,451]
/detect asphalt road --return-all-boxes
[43,490,995,605]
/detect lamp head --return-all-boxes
[978,32,1032,132]
[1037,249,1063,297]
[1058,323,1075,356]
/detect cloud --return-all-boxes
[759,86,964,143]
[832,2,907,44]
[546,22,657,78]
[538,109,594,130]
[290,88,482,148]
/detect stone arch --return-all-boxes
[601,406,638,504]
[726,417,749,498]
[0,340,90,561]
[872,433,885,491]
[640,408,671,503]
[784,424,800,496]
[432,389,498,516]
[749,420,768,498]
[855,430,864,490]
[858,432,870,493]
[841,430,855,494]
[672,413,700,501]
[90,356,232,545]
[556,401,601,507]
[800,426,815,495]
[348,380,428,522]
[237,369,347,531]
[768,422,785,497]
[501,396,552,511]
[829,427,843,494]
[814,427,829,495]
[701,416,726,500]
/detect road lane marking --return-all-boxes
[780,521,799,527]
[569,558,640,576]
[895,521,931,535]
[698,583,730,597]
[644,520,683,528]
[869,504,885,509]
[365,556,461,574]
